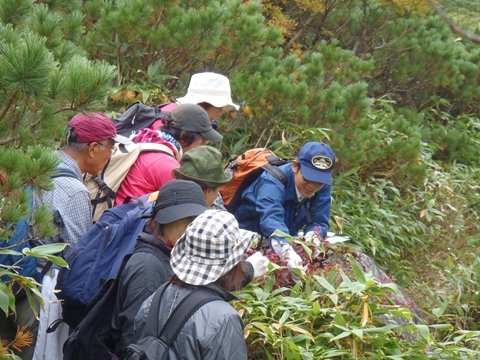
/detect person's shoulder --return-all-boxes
[138,151,179,166]
[256,162,291,186]
[196,298,238,320]
[52,175,88,197]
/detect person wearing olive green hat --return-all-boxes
[172,145,232,208]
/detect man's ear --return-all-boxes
[86,142,99,158]
[292,160,299,172]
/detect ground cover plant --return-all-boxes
[237,244,480,359]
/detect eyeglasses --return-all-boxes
[298,164,325,188]
[96,141,117,156]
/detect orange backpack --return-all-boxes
[221,148,289,214]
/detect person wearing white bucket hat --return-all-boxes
[133,210,256,360]
[176,72,239,112]
[150,72,239,131]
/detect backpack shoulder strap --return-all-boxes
[262,163,288,186]
[157,287,221,345]
[144,283,169,337]
[52,167,79,180]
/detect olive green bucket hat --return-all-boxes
[173,146,232,189]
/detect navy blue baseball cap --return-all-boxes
[297,142,335,185]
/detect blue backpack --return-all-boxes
[0,168,78,300]
[55,195,154,328]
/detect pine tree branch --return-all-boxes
[284,13,316,54]
[428,0,480,44]
[225,52,241,73]
[52,106,76,116]
[0,136,16,145]
[0,90,18,123]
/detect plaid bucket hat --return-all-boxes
[170,209,257,286]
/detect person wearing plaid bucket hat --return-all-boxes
[234,142,336,270]
[133,210,256,359]
[111,180,208,356]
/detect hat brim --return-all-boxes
[299,161,332,186]
[172,168,232,188]
[112,134,131,145]
[154,202,207,224]
[170,229,256,286]
[201,128,223,142]
[176,95,239,111]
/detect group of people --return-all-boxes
[0,72,336,360]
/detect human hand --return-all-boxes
[304,231,323,247]
[245,252,270,278]
[283,246,304,270]
[270,236,305,271]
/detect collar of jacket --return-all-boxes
[279,163,301,203]
[135,232,171,255]
[205,283,239,302]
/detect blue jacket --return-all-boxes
[234,163,331,240]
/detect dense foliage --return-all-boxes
[1,0,479,358]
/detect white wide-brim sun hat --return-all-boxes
[176,72,240,112]
[170,209,257,286]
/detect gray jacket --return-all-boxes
[134,283,247,360]
[111,233,172,355]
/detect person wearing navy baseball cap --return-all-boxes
[234,142,336,270]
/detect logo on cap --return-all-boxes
[311,156,333,170]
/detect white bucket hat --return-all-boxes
[170,209,257,286]
[176,72,240,112]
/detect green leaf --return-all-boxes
[25,242,68,255]
[0,282,15,314]
[279,309,290,324]
[432,297,450,318]
[0,249,23,256]
[378,283,401,296]
[314,275,335,293]
[330,331,351,341]
[142,89,151,103]
[329,294,339,306]
[41,254,68,267]
[363,325,395,334]
[264,348,275,360]
[333,311,345,326]
[348,254,366,284]
[415,324,430,340]
[429,324,453,331]
[351,329,363,340]
[264,274,275,295]
[271,230,294,242]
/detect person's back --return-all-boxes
[132,210,255,360]
[111,234,172,355]
[134,284,246,360]
[112,180,207,357]
[33,112,130,360]
[115,104,222,205]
